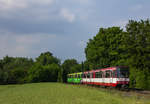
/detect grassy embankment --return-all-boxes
[0,83,149,104]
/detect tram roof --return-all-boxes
[83,66,124,73]
[68,72,82,75]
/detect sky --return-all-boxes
[0,0,150,62]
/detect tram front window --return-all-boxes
[119,70,129,78]
[117,67,129,78]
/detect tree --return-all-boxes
[85,27,126,69]
[36,52,60,65]
[70,64,82,73]
[28,51,61,83]
[0,56,33,84]
[61,59,78,82]
[125,19,150,89]
[57,68,63,82]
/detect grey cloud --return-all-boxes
[0,30,87,61]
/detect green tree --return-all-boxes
[0,56,33,84]
[82,61,90,71]
[125,19,150,89]
[85,27,126,69]
[28,51,61,83]
[70,64,82,73]
[61,59,78,82]
[57,68,63,82]
[36,52,60,65]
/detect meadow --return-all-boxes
[0,83,149,104]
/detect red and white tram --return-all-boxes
[82,66,129,88]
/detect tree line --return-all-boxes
[0,19,150,90]
[0,52,82,84]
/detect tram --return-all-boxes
[67,66,129,88]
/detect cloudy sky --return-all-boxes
[0,0,150,62]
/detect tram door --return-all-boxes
[112,70,117,84]
[106,70,112,85]
[102,71,105,84]
[110,71,113,84]
[89,72,92,84]
[87,73,90,84]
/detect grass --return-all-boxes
[0,83,150,104]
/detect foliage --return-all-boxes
[28,64,60,82]
[0,51,62,84]
[85,27,126,69]
[61,59,79,82]
[36,52,60,65]
[57,68,63,82]
[28,52,61,83]
[0,56,33,84]
[125,20,150,89]
[82,61,90,71]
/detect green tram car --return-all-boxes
[67,72,83,83]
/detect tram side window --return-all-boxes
[95,71,102,78]
[83,74,86,78]
[106,71,110,78]
[87,73,90,78]
[81,74,83,78]
[95,72,99,78]
[78,74,81,78]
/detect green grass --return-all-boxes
[0,83,150,104]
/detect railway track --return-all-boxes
[68,83,150,97]
[126,88,150,95]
